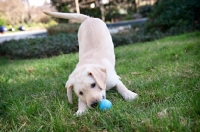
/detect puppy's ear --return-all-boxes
[65,79,74,104]
[88,66,107,90]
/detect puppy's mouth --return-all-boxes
[87,95,106,109]
[88,96,105,109]
[90,100,98,108]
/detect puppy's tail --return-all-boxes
[44,11,89,23]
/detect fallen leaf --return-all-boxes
[157,109,168,117]
[131,72,141,75]
[27,68,35,73]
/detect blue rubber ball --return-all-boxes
[99,99,112,111]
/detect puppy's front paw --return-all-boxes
[122,90,138,101]
[74,109,86,116]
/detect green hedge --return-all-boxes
[0,34,78,58]
[0,24,196,59]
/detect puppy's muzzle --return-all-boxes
[91,100,98,108]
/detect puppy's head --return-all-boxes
[66,65,107,109]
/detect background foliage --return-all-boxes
[146,0,200,33]
[1,0,200,59]
[0,0,55,26]
[50,0,142,22]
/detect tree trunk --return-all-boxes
[75,0,80,14]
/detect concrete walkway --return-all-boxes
[0,29,47,43]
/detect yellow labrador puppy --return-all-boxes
[44,12,138,115]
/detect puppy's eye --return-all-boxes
[91,83,96,88]
[79,91,83,95]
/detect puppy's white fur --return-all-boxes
[44,12,138,115]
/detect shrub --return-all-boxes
[112,33,133,46]
[138,5,152,18]
[146,0,200,33]
[0,34,78,58]
[47,23,79,35]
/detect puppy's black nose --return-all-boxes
[91,100,98,108]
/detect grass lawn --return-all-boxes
[0,32,200,131]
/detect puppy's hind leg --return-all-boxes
[116,80,138,101]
